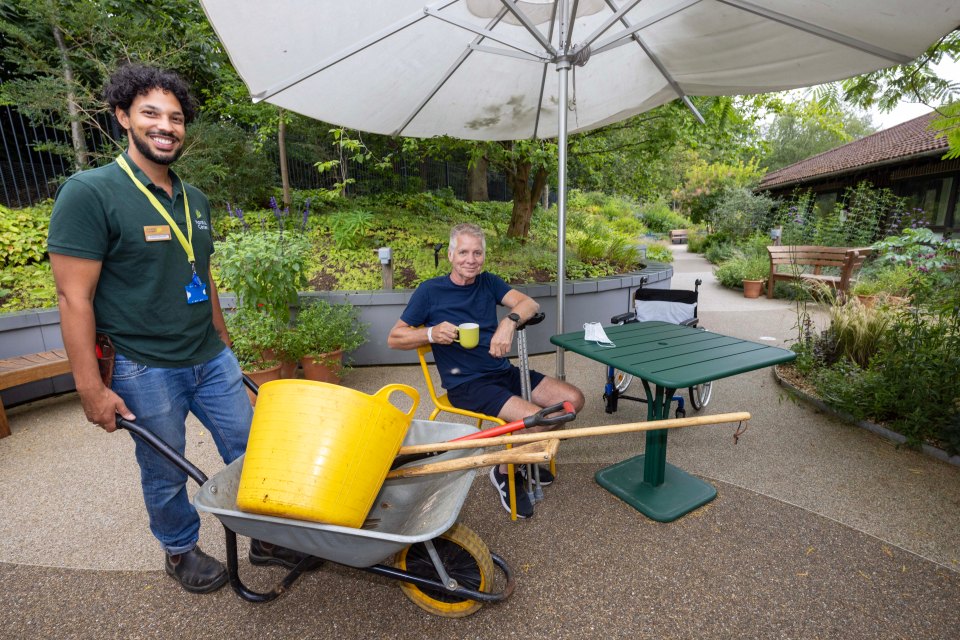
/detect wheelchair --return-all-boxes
[602,276,713,418]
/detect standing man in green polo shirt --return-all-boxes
[47,64,308,594]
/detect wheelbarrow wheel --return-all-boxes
[689,381,713,410]
[395,522,494,618]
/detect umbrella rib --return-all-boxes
[249,2,459,102]
[578,0,645,50]
[425,7,550,60]
[601,0,705,124]
[591,0,703,55]
[716,0,914,64]
[392,8,511,137]
[499,0,558,55]
[533,0,560,140]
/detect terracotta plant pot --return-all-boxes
[262,349,298,379]
[742,279,764,299]
[301,350,344,383]
[243,363,283,405]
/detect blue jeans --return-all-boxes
[112,347,253,555]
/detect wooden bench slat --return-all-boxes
[1,349,73,439]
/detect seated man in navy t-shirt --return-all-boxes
[387,223,585,518]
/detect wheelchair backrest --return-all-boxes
[633,288,698,324]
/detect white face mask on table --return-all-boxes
[583,322,615,347]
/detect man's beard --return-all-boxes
[130,128,183,165]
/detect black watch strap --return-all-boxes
[507,312,521,324]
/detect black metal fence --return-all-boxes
[1,105,513,207]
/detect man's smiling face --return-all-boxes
[117,88,186,168]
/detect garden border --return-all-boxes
[773,365,960,468]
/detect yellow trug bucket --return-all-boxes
[236,380,420,528]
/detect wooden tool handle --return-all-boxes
[387,439,560,479]
[397,411,751,456]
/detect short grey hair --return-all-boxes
[448,223,486,255]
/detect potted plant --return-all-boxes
[225,308,284,403]
[714,251,768,298]
[851,264,913,307]
[215,228,310,374]
[290,300,368,383]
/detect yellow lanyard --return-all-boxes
[116,155,195,265]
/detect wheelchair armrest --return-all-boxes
[680,318,700,328]
[610,311,637,325]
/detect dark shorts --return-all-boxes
[446,366,547,418]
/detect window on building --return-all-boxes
[897,176,954,227]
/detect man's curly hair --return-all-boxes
[103,64,197,124]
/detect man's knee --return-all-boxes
[533,376,585,412]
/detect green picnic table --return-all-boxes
[551,321,796,522]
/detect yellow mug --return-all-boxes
[455,322,480,349]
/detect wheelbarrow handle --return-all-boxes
[115,416,209,486]
[242,373,259,395]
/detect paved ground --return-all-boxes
[2,245,958,639]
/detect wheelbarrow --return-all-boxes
[117,416,516,617]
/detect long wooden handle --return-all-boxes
[386,439,560,479]
[397,411,751,456]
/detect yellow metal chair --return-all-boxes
[416,344,522,520]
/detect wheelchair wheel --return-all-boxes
[689,381,713,410]
[613,370,633,394]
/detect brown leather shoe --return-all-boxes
[165,546,228,593]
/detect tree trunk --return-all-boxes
[506,161,548,240]
[51,23,88,172]
[466,156,489,202]
[278,108,291,208]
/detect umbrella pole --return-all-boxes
[555,62,569,380]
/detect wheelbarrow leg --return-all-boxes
[223,526,318,603]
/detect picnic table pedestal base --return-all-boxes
[595,428,717,523]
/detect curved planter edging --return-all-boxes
[0,262,673,406]
[773,366,960,469]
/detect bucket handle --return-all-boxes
[374,383,420,418]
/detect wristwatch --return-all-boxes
[507,312,521,325]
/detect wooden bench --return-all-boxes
[670,229,688,244]
[766,245,872,299]
[0,349,72,438]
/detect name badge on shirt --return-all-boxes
[144,225,172,242]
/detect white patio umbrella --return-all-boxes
[200,0,959,376]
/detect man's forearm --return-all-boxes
[57,296,104,394]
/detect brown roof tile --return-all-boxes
[759,111,948,190]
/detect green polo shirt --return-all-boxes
[47,152,225,368]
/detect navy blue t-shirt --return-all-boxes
[401,272,512,390]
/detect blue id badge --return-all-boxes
[185,272,209,304]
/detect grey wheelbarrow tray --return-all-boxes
[117,416,515,605]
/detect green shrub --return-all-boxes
[0,262,57,311]
[708,187,776,240]
[644,243,674,263]
[330,208,375,249]
[637,198,691,234]
[714,250,768,287]
[0,202,51,267]
[851,263,914,297]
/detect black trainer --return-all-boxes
[518,464,554,486]
[489,467,534,518]
[250,539,322,571]
[165,546,227,594]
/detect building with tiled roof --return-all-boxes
[759,111,958,232]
